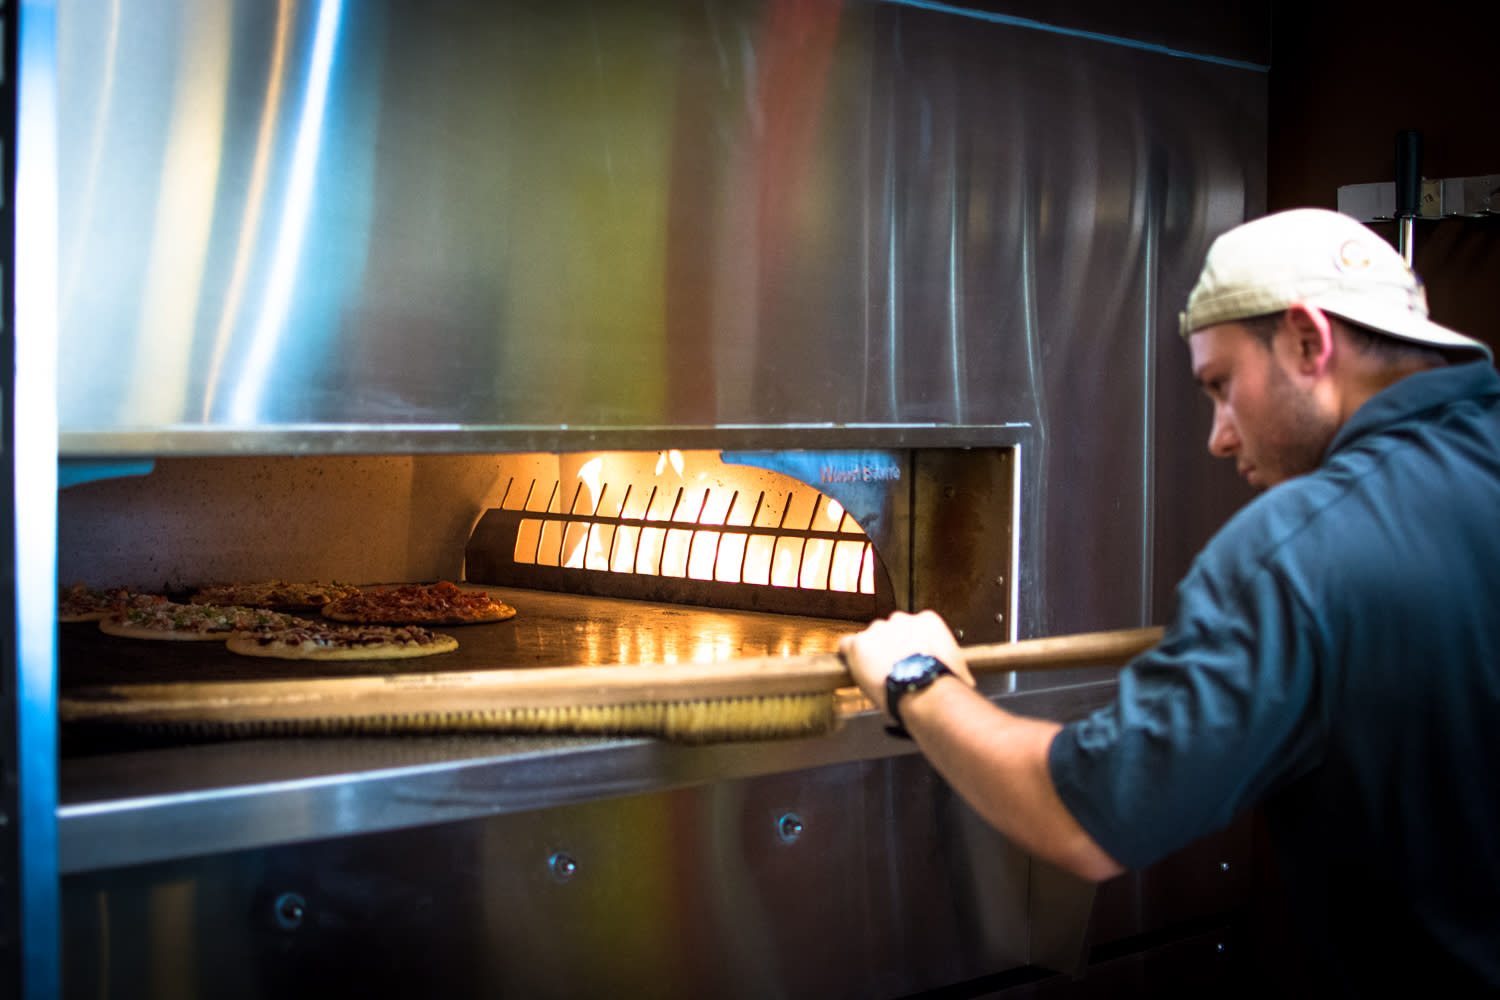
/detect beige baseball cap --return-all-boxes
[1179,207,1492,361]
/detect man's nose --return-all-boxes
[1208,409,1238,458]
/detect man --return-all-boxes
[839,208,1500,993]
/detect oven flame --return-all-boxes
[515,450,875,595]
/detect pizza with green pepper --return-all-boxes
[226,622,459,660]
[98,602,315,641]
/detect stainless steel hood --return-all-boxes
[48,0,1265,455]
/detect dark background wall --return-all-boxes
[1153,1,1496,629]
[1268,0,1499,355]
[1236,5,1498,985]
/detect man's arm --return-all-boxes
[840,611,1126,883]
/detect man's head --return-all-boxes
[1179,209,1490,490]
[1189,305,1343,489]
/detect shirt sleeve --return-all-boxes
[1047,522,1327,870]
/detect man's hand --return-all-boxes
[839,610,1125,883]
[838,609,976,715]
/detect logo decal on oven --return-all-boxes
[819,462,902,484]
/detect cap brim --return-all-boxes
[1316,293,1493,362]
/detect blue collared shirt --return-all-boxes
[1049,360,1500,991]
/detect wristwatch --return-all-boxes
[884,652,955,739]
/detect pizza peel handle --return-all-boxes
[59,625,1163,726]
[960,625,1161,676]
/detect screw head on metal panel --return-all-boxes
[548,852,578,883]
[777,813,804,844]
[273,892,306,931]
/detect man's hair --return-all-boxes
[1238,310,1451,366]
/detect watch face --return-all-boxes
[889,653,941,685]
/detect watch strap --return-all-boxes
[884,653,954,739]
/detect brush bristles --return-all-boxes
[108,692,844,745]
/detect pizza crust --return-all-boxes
[97,602,316,641]
[99,617,243,641]
[225,632,459,660]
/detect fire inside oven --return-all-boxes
[465,449,897,621]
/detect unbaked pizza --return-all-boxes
[320,581,516,626]
[99,602,317,642]
[226,622,459,661]
[189,580,362,612]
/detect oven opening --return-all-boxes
[465,449,897,621]
[55,444,1020,752]
[54,445,1019,644]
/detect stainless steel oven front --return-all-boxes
[26,0,1269,996]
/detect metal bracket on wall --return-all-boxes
[1338,174,1500,222]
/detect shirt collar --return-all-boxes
[1328,360,1500,457]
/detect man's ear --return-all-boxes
[1283,302,1334,374]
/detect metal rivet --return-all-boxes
[777,813,804,844]
[994,612,1005,624]
[1219,861,1230,872]
[1215,942,1226,953]
[273,892,306,931]
[548,852,578,883]
[995,576,1005,586]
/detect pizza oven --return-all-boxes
[12,1,1269,997]
[52,440,1086,1000]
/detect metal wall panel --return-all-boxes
[51,0,1262,440]
[61,754,1093,1000]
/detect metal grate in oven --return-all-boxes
[465,475,894,621]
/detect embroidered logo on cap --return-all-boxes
[1336,239,1372,272]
